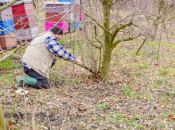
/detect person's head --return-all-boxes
[50,25,63,41]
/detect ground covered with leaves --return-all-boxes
[0,39,175,130]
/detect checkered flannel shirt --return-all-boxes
[45,36,75,61]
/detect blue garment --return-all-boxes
[21,62,32,69]
[45,36,75,62]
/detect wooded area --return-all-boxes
[0,0,175,129]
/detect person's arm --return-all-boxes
[45,37,82,65]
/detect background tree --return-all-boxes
[136,0,175,55]
[85,0,175,82]
[85,0,140,82]
[0,0,175,129]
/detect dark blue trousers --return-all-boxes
[23,58,56,89]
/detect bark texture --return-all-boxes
[101,0,113,82]
[0,102,6,130]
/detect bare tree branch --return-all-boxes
[85,13,112,36]
[33,0,36,10]
[112,35,140,49]
[110,21,132,43]
[91,40,102,49]
[136,37,147,55]
[110,0,119,6]
[0,42,27,63]
[0,0,19,11]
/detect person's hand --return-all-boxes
[75,58,82,66]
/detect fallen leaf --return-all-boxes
[167,98,172,101]
[8,122,12,127]
[8,122,17,130]
[163,103,167,106]
[131,88,135,91]
[78,105,87,111]
[88,110,93,114]
[17,117,25,120]
[95,122,99,125]
[168,114,173,119]
[139,106,143,109]
[0,51,5,54]
[168,114,175,119]
[125,114,130,118]
[91,118,96,121]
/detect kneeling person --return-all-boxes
[15,26,82,89]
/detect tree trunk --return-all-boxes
[0,102,6,130]
[101,47,112,81]
[101,0,112,82]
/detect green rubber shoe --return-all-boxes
[15,75,37,89]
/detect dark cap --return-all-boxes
[51,25,63,35]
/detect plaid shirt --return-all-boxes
[21,35,76,69]
[45,36,75,61]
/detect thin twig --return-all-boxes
[45,108,52,130]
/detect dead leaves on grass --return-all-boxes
[8,122,17,130]
[168,114,175,120]
[78,104,87,112]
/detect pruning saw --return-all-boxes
[75,63,95,73]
